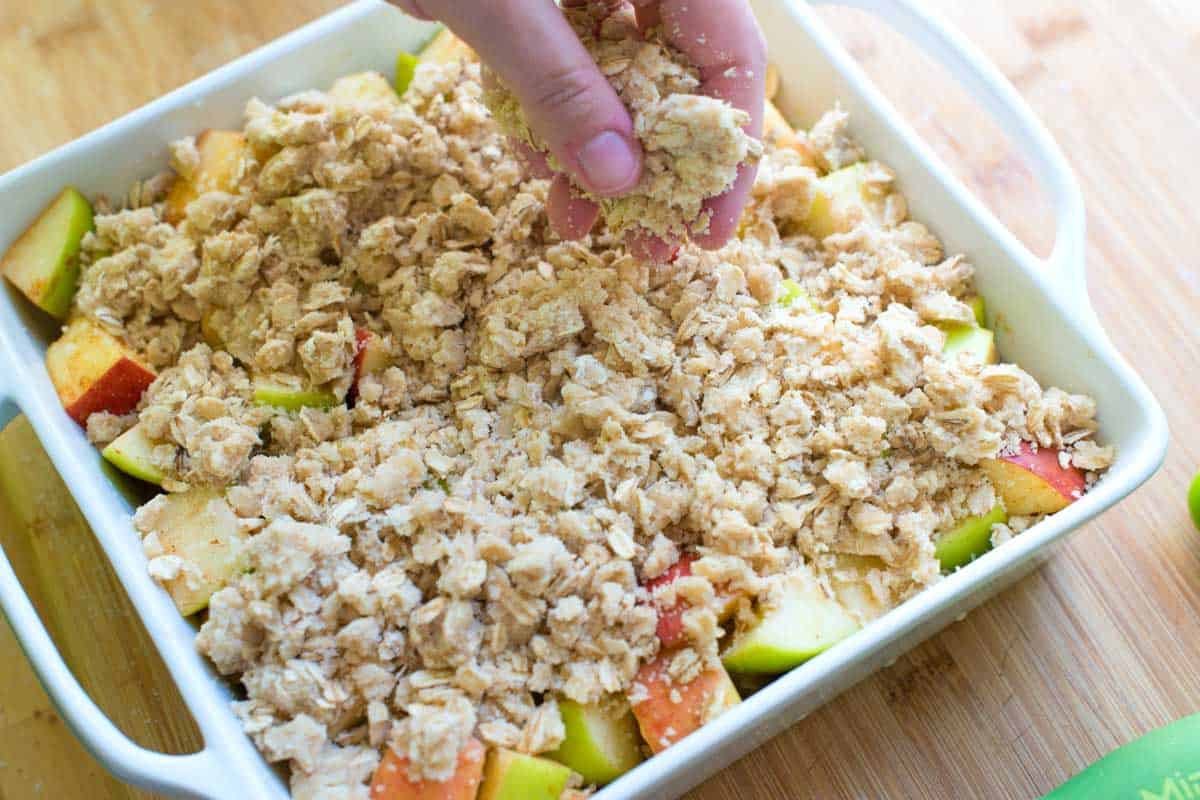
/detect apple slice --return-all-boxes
[354,328,392,383]
[2,186,93,320]
[721,570,859,675]
[395,52,420,95]
[777,278,820,312]
[630,653,740,754]
[965,295,987,327]
[143,488,248,615]
[253,376,338,411]
[829,554,890,624]
[370,737,485,800]
[644,554,740,649]
[934,504,1008,572]
[941,323,997,364]
[102,422,168,486]
[420,29,475,65]
[330,71,401,107]
[981,442,1086,516]
[802,163,887,240]
[164,130,247,224]
[546,696,643,786]
[762,100,819,168]
[478,748,571,800]
[45,317,156,426]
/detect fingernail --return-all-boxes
[576,131,639,195]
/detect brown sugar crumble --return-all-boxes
[482,4,763,240]
[69,40,1112,800]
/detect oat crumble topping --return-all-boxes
[70,41,1112,799]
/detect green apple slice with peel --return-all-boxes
[395,51,420,94]
[547,697,642,786]
[941,324,997,364]
[777,279,819,311]
[2,186,93,319]
[965,295,987,327]
[722,569,860,674]
[102,422,167,486]
[478,748,571,800]
[253,376,338,410]
[144,488,248,615]
[934,504,1008,572]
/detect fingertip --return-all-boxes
[690,162,758,249]
[626,228,681,263]
[548,174,600,240]
[512,140,555,180]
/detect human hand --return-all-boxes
[390,0,766,262]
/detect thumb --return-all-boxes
[419,0,642,197]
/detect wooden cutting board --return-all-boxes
[2,2,1198,798]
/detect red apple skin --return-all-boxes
[983,441,1086,516]
[644,554,740,648]
[370,737,485,800]
[63,358,156,426]
[629,652,740,754]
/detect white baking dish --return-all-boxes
[0,0,1167,797]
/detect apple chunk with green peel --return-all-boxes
[1,186,93,319]
[802,162,888,240]
[142,488,248,615]
[478,748,571,800]
[102,422,168,486]
[934,504,1008,572]
[940,323,997,364]
[547,696,643,786]
[369,738,485,800]
[45,317,156,426]
[721,569,859,675]
[164,130,247,224]
[253,375,338,411]
[630,652,740,754]
[982,442,1086,516]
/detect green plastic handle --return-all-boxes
[1042,713,1200,799]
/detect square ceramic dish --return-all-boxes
[0,1,1167,798]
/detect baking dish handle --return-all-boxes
[0,531,240,799]
[810,0,1089,295]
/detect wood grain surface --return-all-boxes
[1,1,1198,799]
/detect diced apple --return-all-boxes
[253,376,338,411]
[354,328,392,384]
[721,570,859,675]
[370,737,485,800]
[644,554,740,649]
[981,442,1086,516]
[828,554,889,624]
[45,317,156,426]
[395,52,420,95]
[941,323,997,364]
[102,422,168,486]
[146,488,248,615]
[478,748,571,800]
[200,309,224,349]
[630,653,740,754]
[935,504,1008,572]
[965,295,987,327]
[164,130,247,224]
[802,163,887,240]
[330,71,401,107]
[547,696,643,787]
[2,186,93,319]
[420,29,475,65]
[777,278,820,312]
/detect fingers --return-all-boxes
[547,175,601,240]
[625,228,680,263]
[390,0,433,21]
[691,161,758,249]
[421,0,643,198]
[659,0,767,140]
